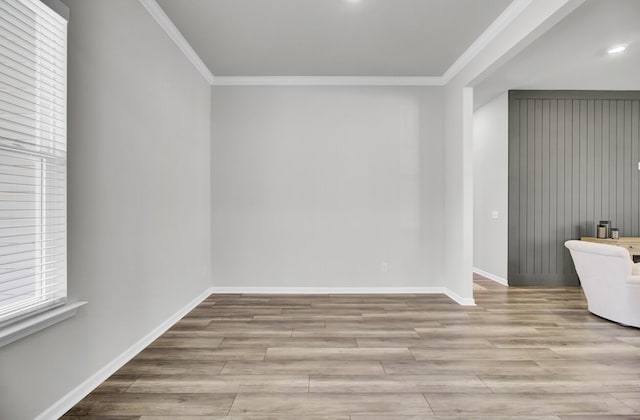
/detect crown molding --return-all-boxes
[441,0,534,84]
[211,76,444,86]
[141,0,533,87]
[138,0,215,84]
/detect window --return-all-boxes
[0,0,67,327]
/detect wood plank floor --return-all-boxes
[63,276,640,419]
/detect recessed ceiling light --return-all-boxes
[345,0,361,3]
[607,44,627,55]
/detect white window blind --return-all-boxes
[0,0,67,327]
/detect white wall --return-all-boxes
[212,86,445,289]
[442,84,475,303]
[441,0,582,303]
[0,1,212,419]
[473,92,508,282]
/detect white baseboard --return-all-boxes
[210,286,447,294]
[210,286,476,306]
[473,267,508,286]
[35,286,215,420]
[444,288,476,306]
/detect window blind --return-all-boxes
[0,0,67,326]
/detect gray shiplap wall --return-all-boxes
[508,91,640,286]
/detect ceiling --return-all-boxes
[155,0,512,77]
[475,0,640,107]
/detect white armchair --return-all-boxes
[565,240,640,328]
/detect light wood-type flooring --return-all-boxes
[63,276,640,419]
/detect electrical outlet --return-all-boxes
[381,262,388,273]
[491,211,499,219]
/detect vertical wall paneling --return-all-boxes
[508,91,640,286]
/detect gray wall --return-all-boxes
[508,90,640,286]
[0,1,212,419]
[473,92,508,282]
[212,86,445,289]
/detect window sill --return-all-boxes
[0,301,87,348]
